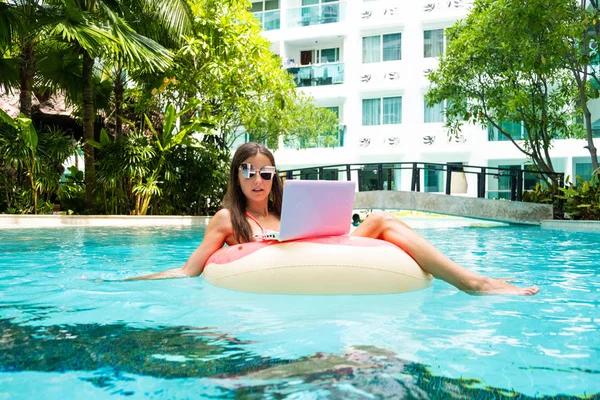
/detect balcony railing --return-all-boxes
[287,1,345,28]
[284,125,346,149]
[287,62,344,87]
[253,10,280,31]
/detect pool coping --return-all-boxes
[0,215,211,229]
[540,219,600,232]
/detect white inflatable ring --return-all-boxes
[203,236,433,295]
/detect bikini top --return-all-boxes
[245,212,278,239]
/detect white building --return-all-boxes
[249,0,600,199]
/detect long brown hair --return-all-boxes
[223,142,283,243]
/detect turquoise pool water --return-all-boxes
[0,221,598,399]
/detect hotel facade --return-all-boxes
[248,0,600,199]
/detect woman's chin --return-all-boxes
[248,191,269,201]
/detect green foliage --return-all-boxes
[56,166,85,214]
[0,110,78,214]
[93,103,228,215]
[522,183,555,204]
[556,170,600,220]
[427,0,581,186]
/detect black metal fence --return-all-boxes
[280,162,564,202]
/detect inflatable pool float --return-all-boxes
[203,236,433,295]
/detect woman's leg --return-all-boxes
[351,211,539,295]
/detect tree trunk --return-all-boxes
[579,86,600,171]
[19,40,35,117]
[114,65,124,139]
[82,50,96,210]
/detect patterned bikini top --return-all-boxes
[245,212,278,239]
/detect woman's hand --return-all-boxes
[124,209,234,281]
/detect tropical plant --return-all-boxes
[0,109,77,214]
[56,165,85,214]
[156,142,228,215]
[522,183,555,204]
[556,169,600,219]
[93,128,155,214]
[93,102,218,215]
[0,108,40,212]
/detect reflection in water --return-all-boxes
[0,317,288,380]
[0,317,596,399]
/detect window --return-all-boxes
[323,106,339,117]
[487,121,526,141]
[251,0,279,12]
[590,118,600,138]
[362,99,380,126]
[362,97,402,126]
[424,164,444,192]
[495,164,520,200]
[383,97,401,124]
[424,99,444,123]
[424,29,444,58]
[300,167,319,180]
[523,165,544,190]
[252,0,280,30]
[300,48,339,65]
[362,33,402,63]
[319,48,339,63]
[575,162,595,183]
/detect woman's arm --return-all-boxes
[125,209,233,280]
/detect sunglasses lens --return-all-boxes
[240,163,256,179]
[259,166,276,180]
[260,172,274,180]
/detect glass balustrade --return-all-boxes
[286,62,344,87]
[287,1,345,28]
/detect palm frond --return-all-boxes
[0,1,23,47]
[47,3,116,56]
[98,2,172,72]
[139,0,192,42]
[0,55,19,91]
[34,41,82,96]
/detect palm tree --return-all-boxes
[0,0,44,117]
[2,0,192,210]
[44,0,192,210]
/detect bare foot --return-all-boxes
[467,277,540,296]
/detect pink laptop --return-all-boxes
[255,180,356,242]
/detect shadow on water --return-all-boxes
[0,316,597,399]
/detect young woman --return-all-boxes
[130,142,539,296]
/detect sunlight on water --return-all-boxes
[0,222,598,399]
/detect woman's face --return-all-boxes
[238,153,275,204]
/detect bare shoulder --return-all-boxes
[208,208,234,234]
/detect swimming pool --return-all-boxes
[0,221,598,399]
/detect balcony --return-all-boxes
[287,62,344,87]
[253,10,280,31]
[287,1,345,28]
[284,125,346,149]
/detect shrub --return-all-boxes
[556,170,600,220]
